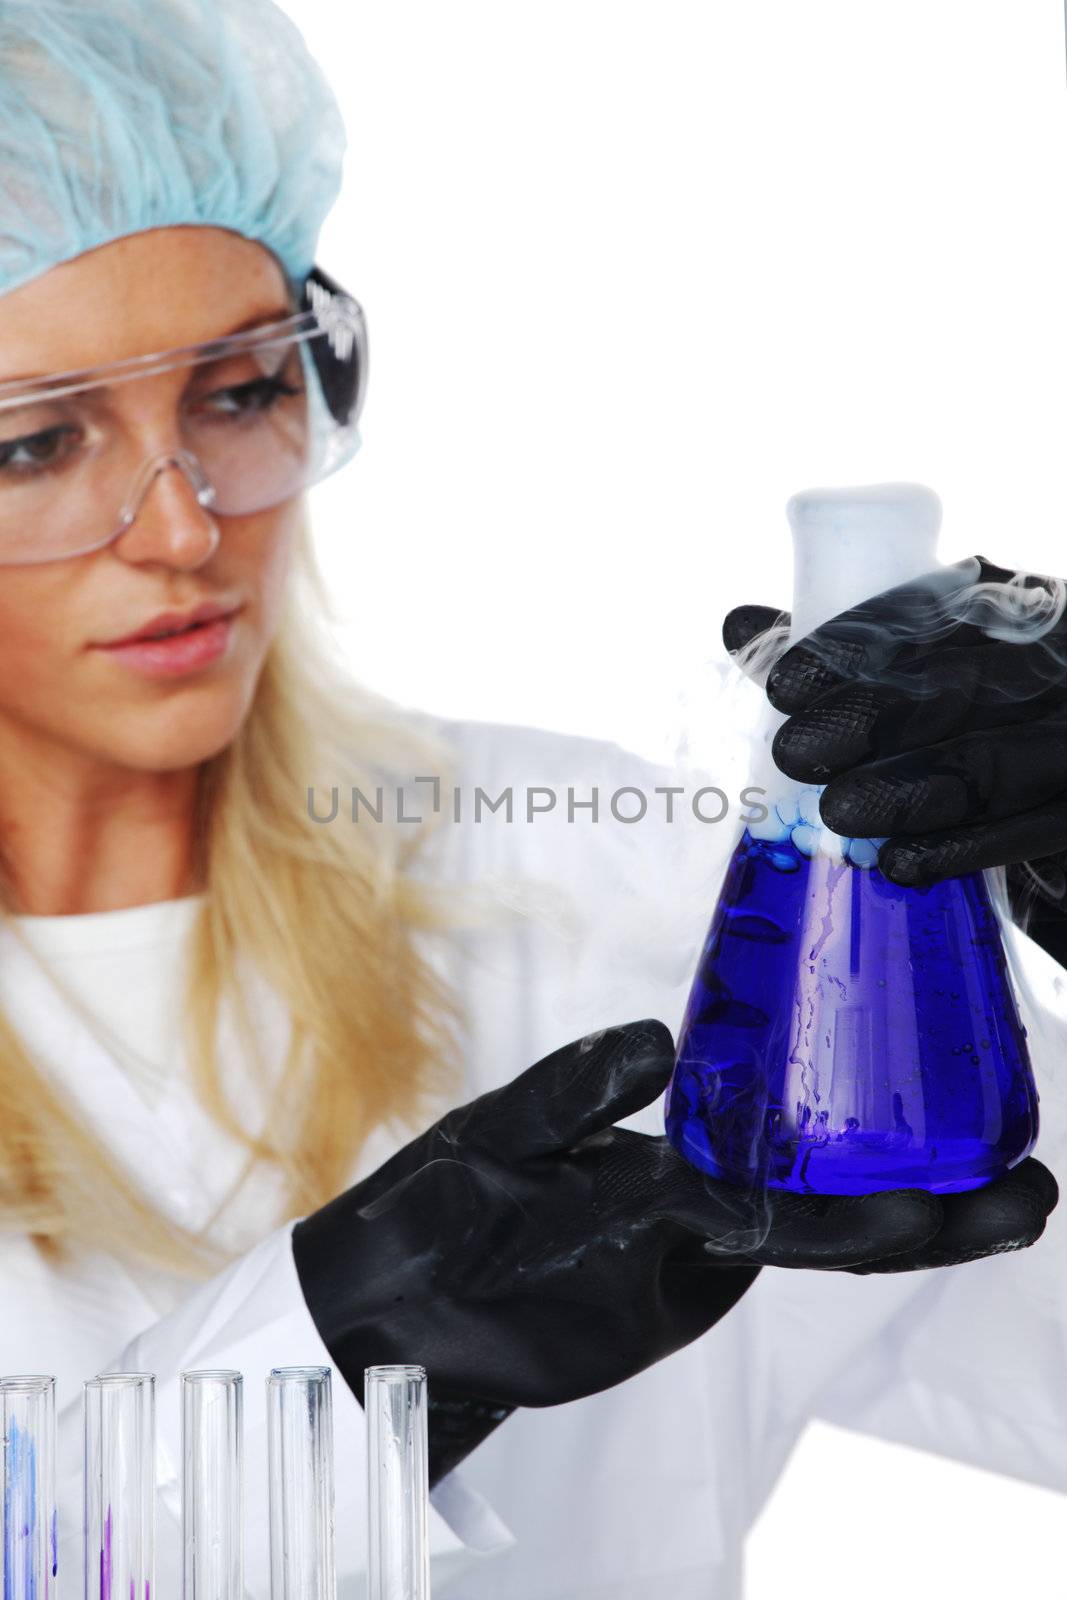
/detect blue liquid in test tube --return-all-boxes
[1,1375,57,1600]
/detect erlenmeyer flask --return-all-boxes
[664,484,1039,1195]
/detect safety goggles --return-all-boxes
[0,264,367,565]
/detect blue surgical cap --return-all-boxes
[0,0,347,299]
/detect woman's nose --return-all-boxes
[109,450,221,568]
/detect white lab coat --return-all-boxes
[3,711,1067,1600]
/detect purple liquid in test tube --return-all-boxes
[83,1375,155,1600]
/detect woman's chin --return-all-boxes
[92,700,249,773]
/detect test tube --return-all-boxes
[1,1374,57,1600]
[83,1373,155,1600]
[266,1366,335,1600]
[365,1366,429,1600]
[181,1370,243,1600]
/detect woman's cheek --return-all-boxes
[268,510,301,592]
[0,611,65,716]
[241,514,301,639]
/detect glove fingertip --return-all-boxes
[765,652,822,715]
[513,1018,678,1155]
[769,718,828,785]
[574,1016,674,1071]
[878,838,939,887]
[997,1156,1059,1220]
[722,604,788,657]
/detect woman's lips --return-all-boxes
[93,610,240,678]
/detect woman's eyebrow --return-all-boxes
[0,303,296,388]
[217,304,296,340]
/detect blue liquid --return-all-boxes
[3,1416,37,1600]
[665,831,1039,1195]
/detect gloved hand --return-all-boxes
[291,1018,1057,1486]
[723,556,1067,966]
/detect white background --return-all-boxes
[281,3,1067,1593]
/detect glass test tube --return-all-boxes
[365,1366,429,1600]
[83,1374,155,1600]
[266,1366,335,1600]
[181,1371,243,1600]
[1,1374,57,1600]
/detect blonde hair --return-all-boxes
[0,506,489,1279]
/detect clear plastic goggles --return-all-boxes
[0,265,367,565]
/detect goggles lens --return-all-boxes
[0,270,366,565]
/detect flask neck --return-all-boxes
[786,482,943,642]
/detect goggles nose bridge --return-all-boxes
[118,447,219,534]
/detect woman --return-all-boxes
[0,3,1058,1597]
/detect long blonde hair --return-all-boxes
[0,506,485,1279]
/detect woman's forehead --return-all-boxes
[0,226,293,384]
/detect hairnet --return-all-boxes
[0,0,346,300]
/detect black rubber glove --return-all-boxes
[291,1018,1057,1486]
[723,556,1067,967]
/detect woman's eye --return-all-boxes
[0,376,303,478]
[0,423,80,477]
[194,374,302,419]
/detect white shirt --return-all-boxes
[3,712,1067,1600]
